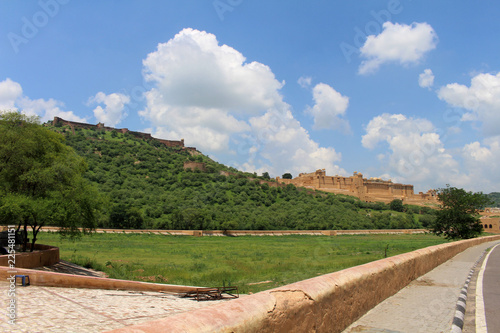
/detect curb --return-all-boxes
[450,247,491,333]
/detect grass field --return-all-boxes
[36,232,448,293]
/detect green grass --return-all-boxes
[36,232,447,293]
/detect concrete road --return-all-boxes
[343,240,500,333]
[476,243,500,332]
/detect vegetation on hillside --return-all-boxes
[486,192,500,207]
[46,122,436,230]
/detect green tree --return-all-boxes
[0,112,100,251]
[431,185,491,239]
[389,199,405,212]
[282,173,293,179]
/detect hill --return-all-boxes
[487,192,500,207]
[46,121,436,230]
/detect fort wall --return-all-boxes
[277,169,438,206]
[52,117,189,150]
[480,208,500,234]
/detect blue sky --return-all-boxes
[2,1,500,193]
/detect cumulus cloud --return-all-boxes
[458,136,500,192]
[359,22,438,75]
[419,69,434,89]
[140,28,344,176]
[88,92,130,126]
[142,28,284,114]
[0,78,22,110]
[0,78,86,122]
[306,83,350,132]
[437,72,500,136]
[244,109,346,176]
[362,113,460,189]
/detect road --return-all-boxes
[476,243,500,332]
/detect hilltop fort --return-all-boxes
[51,117,197,153]
[277,169,439,206]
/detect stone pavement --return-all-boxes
[343,240,500,333]
[0,283,227,333]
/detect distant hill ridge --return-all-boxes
[51,117,196,153]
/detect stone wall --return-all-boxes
[105,235,500,333]
[183,161,207,172]
[0,244,59,269]
[277,169,438,206]
[480,209,500,234]
[52,117,186,149]
[0,266,201,294]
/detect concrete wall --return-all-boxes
[0,244,59,269]
[105,235,500,333]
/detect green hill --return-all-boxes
[47,122,435,230]
[487,192,500,207]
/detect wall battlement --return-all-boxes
[52,117,195,151]
[277,169,438,205]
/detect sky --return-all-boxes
[1,1,500,193]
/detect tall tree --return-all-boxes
[431,185,491,240]
[0,111,100,251]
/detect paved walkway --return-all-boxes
[343,240,500,333]
[0,283,227,333]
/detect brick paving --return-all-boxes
[0,283,227,333]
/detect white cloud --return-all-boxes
[359,22,438,75]
[362,113,460,190]
[245,108,346,177]
[140,28,345,176]
[142,28,284,114]
[139,28,285,152]
[0,78,86,123]
[437,72,500,136]
[297,76,312,88]
[0,78,22,110]
[419,69,434,88]
[89,92,130,126]
[306,83,350,132]
[459,136,500,192]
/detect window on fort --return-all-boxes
[490,224,493,228]
[484,224,488,228]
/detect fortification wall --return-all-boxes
[52,117,186,149]
[277,170,437,206]
[480,217,500,234]
[105,235,500,333]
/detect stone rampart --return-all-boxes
[52,117,187,149]
[0,244,59,269]
[104,235,500,333]
[277,169,438,206]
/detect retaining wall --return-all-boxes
[0,244,59,269]
[0,266,200,294]
[40,227,427,237]
[106,235,500,333]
